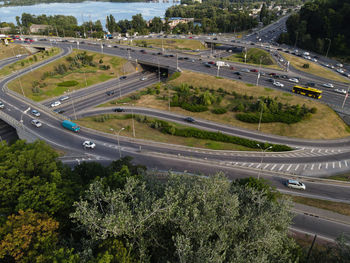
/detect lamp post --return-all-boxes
[117,127,125,158]
[256,56,263,86]
[257,99,266,131]
[257,144,272,180]
[325,38,331,59]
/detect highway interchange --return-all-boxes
[1,23,350,240]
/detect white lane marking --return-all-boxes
[303,164,308,170]
[295,164,299,170]
[286,164,292,171]
[326,163,328,169]
[256,163,261,168]
[318,149,322,153]
[279,164,285,171]
[248,163,254,167]
[264,164,270,169]
[339,161,342,169]
[332,162,335,169]
[271,164,277,170]
[311,164,314,170]
[318,163,322,170]
[241,163,246,166]
[311,148,314,153]
[325,149,328,153]
[345,161,348,167]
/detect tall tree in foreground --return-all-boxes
[71,173,299,262]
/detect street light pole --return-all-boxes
[256,56,263,86]
[325,38,331,59]
[117,127,125,158]
[257,99,265,131]
[157,58,160,83]
[257,144,272,180]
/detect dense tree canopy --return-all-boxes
[278,0,350,61]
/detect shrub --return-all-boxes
[180,103,208,112]
[212,108,227,114]
[168,72,181,81]
[57,80,79,87]
[303,63,310,68]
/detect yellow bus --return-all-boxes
[292,85,322,99]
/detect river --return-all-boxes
[0,1,176,26]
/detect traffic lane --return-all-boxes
[292,212,350,241]
[0,56,24,68]
[80,106,350,149]
[43,71,147,108]
[61,75,159,114]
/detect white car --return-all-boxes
[31,109,40,117]
[322,83,334,88]
[0,101,4,109]
[59,96,69,102]
[141,76,148,81]
[336,69,345,74]
[50,101,61,107]
[285,180,306,190]
[334,89,347,94]
[83,140,96,149]
[273,81,284,87]
[31,119,42,128]
[336,63,343,68]
[312,58,318,62]
[16,54,22,58]
[288,78,299,83]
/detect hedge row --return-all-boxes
[149,119,292,152]
[57,80,79,87]
[236,112,307,124]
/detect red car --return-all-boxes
[230,66,236,70]
[208,61,215,65]
[250,69,258,72]
[268,72,276,76]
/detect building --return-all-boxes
[168,17,194,29]
[0,27,11,34]
[29,24,51,34]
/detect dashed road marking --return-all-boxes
[286,164,292,171]
[303,164,308,170]
[311,164,314,170]
[256,163,261,168]
[271,164,277,170]
[279,164,285,171]
[264,164,270,169]
[248,163,254,167]
[332,162,335,169]
[345,161,348,167]
[339,161,342,169]
[311,149,314,153]
[318,149,322,153]
[241,163,246,166]
[326,163,328,169]
[318,163,322,170]
[295,164,299,170]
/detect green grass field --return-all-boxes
[76,114,256,151]
[131,38,206,51]
[7,49,132,101]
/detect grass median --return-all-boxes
[6,49,133,101]
[287,194,350,217]
[101,71,350,140]
[131,38,206,51]
[280,52,350,83]
[0,47,60,77]
[0,43,28,61]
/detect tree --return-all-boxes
[131,14,147,35]
[149,17,163,33]
[71,173,299,262]
[0,210,59,262]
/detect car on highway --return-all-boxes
[306,82,316,87]
[31,109,40,117]
[322,83,334,88]
[273,81,284,87]
[31,119,42,128]
[53,108,65,114]
[285,179,306,190]
[233,71,241,76]
[184,117,195,123]
[50,101,61,107]
[106,90,115,96]
[59,95,69,102]
[141,76,148,81]
[0,101,4,109]
[241,68,250,73]
[288,78,299,83]
[334,89,347,94]
[120,76,127,80]
[113,108,125,112]
[250,69,258,72]
[83,140,96,149]
[204,63,213,68]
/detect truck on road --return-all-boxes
[216,61,229,67]
[62,120,80,132]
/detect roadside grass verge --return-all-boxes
[326,173,350,182]
[101,71,349,139]
[280,52,350,83]
[0,47,60,77]
[131,38,206,51]
[287,194,350,217]
[76,114,257,151]
[224,48,280,69]
[6,49,132,101]
[0,44,28,61]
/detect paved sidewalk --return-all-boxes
[293,202,350,226]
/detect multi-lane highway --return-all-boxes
[1,35,350,240]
